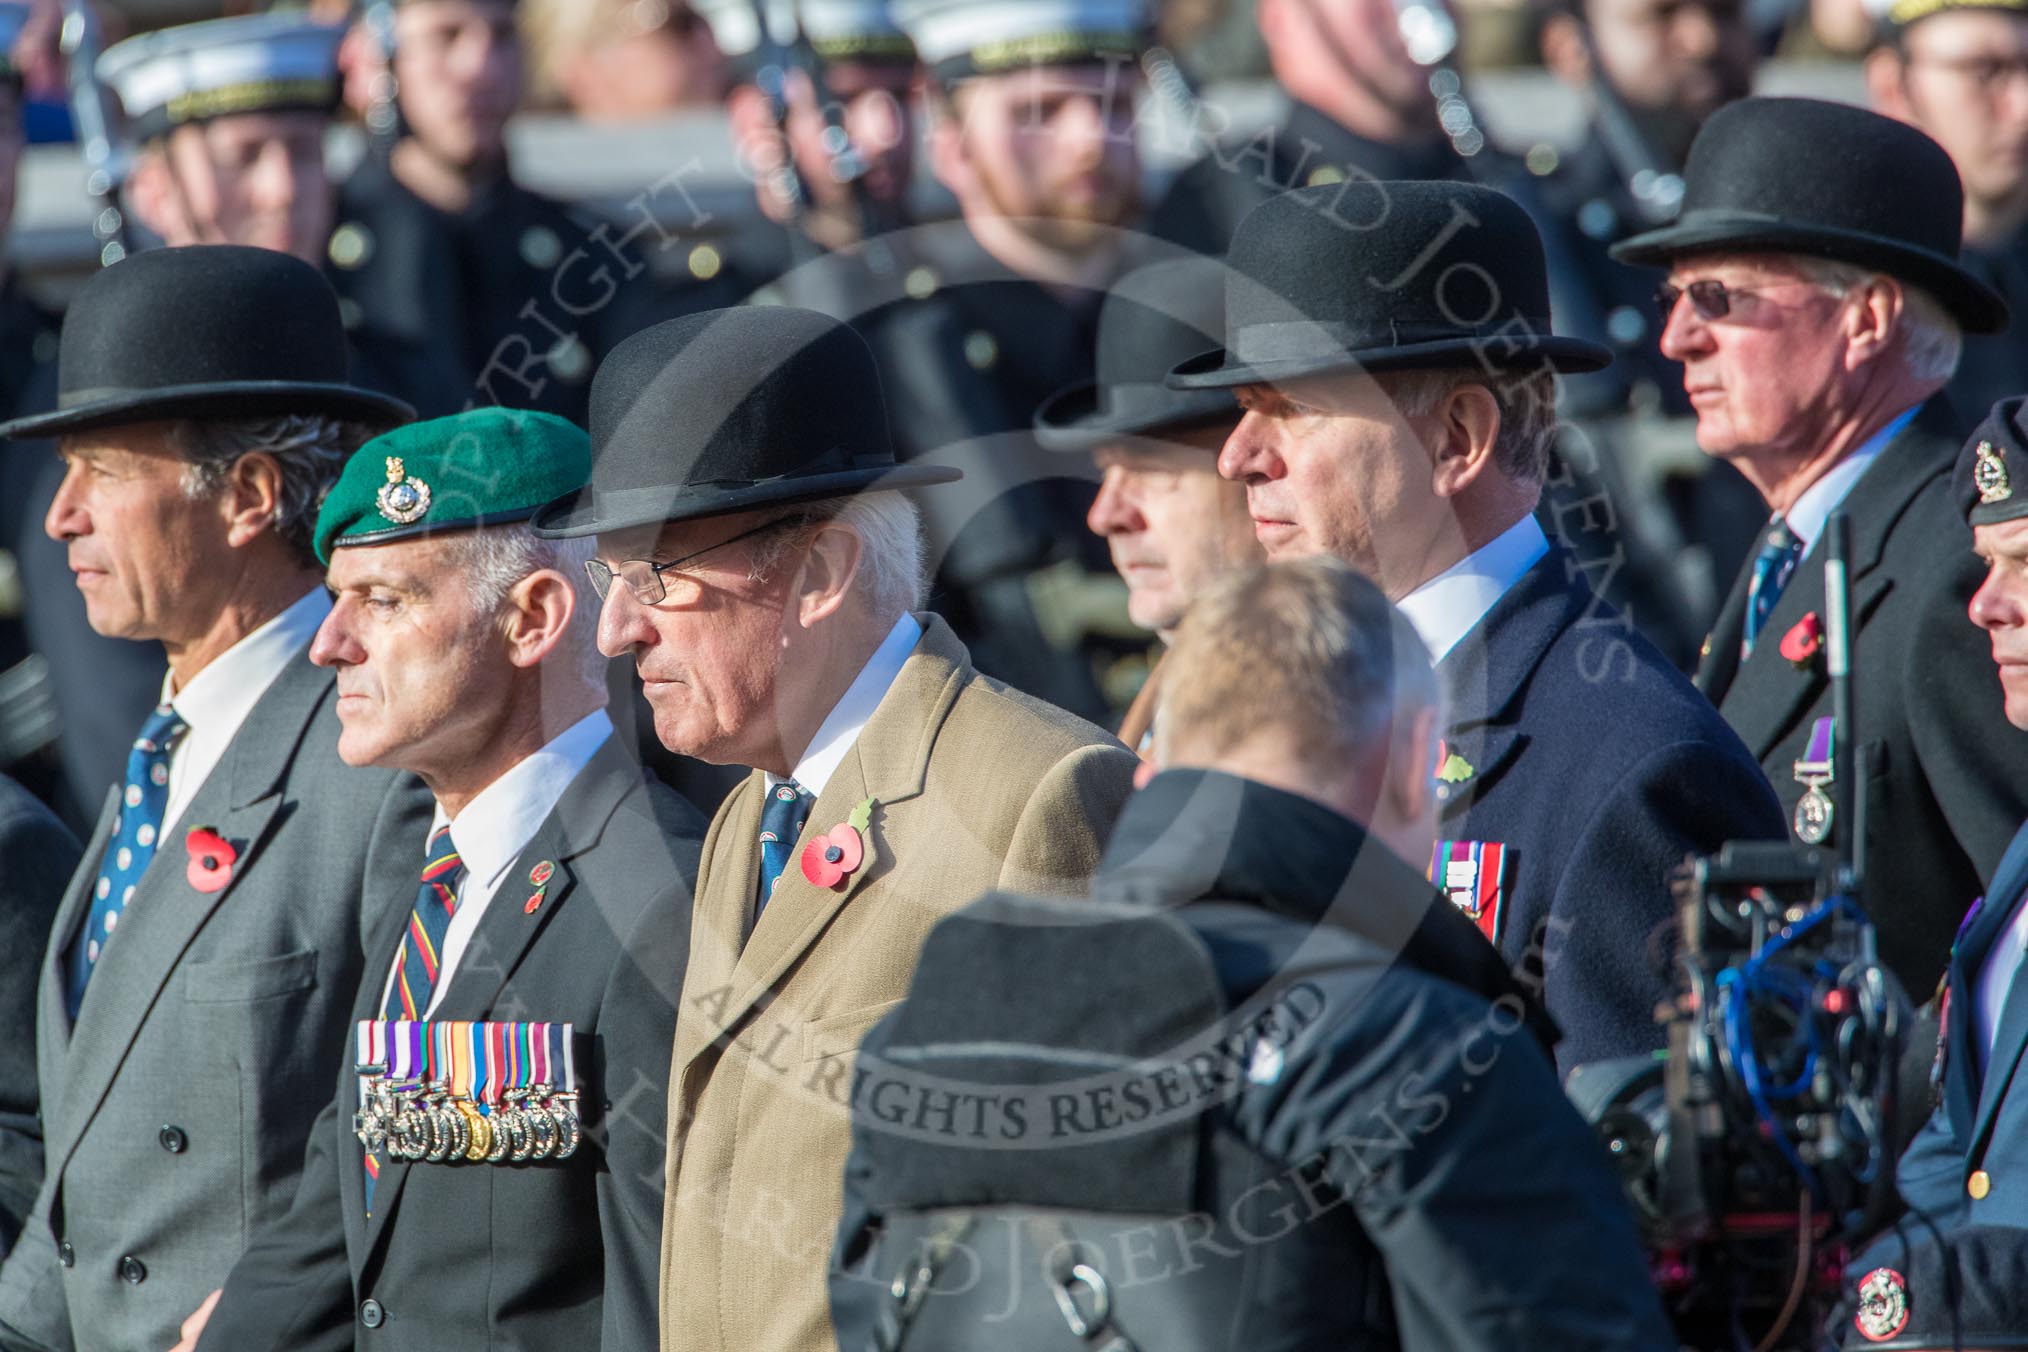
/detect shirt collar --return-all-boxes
[1396,515,1550,662]
[768,613,921,799]
[435,709,614,889]
[164,587,329,728]
[1783,405,1918,552]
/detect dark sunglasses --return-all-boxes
[1655,279,1737,321]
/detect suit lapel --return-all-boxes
[1434,549,1585,823]
[51,656,330,1181]
[1957,828,2028,1147]
[43,787,119,1044]
[358,739,642,1259]
[1714,403,1954,759]
[1695,561,1752,703]
[674,615,967,1077]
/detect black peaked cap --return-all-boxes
[1036,255,1238,451]
[0,244,414,440]
[531,306,961,538]
[1611,97,2007,334]
[1169,179,1612,390]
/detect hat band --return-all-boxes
[1230,317,1558,367]
[1095,380,1219,425]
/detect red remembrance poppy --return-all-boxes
[185,827,237,893]
[1779,613,1824,670]
[801,823,865,891]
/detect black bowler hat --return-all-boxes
[530,307,961,538]
[1611,97,2008,335]
[0,246,414,441]
[1168,180,1612,391]
[1035,257,1237,452]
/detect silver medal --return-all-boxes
[1794,782,1834,845]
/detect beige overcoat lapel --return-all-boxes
[671,617,967,1076]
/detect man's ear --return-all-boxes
[794,522,863,630]
[1428,382,1503,499]
[219,451,285,548]
[925,86,973,199]
[1385,704,1440,823]
[126,146,187,243]
[1864,46,1912,121]
[1842,275,1905,369]
[1539,12,1593,91]
[502,568,578,670]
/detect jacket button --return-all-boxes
[56,1242,73,1268]
[158,1125,187,1154]
[119,1255,146,1284]
[1970,1169,1993,1200]
[360,1299,385,1329]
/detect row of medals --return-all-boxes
[355,1078,581,1164]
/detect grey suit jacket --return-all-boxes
[0,651,431,1352]
[0,778,81,1251]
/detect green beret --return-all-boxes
[316,407,591,565]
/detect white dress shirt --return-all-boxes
[1396,515,1550,663]
[1976,887,2028,1068]
[766,613,922,799]
[378,710,613,1019]
[158,587,330,838]
[1782,405,1917,555]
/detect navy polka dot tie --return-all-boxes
[67,703,187,1020]
[756,781,814,922]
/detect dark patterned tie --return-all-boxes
[1742,519,1804,658]
[366,825,465,1214]
[756,781,814,922]
[383,825,465,1021]
[68,703,187,1020]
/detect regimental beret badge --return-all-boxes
[1975,439,2011,505]
[376,456,431,525]
[1854,1267,1910,1343]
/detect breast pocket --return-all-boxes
[182,949,320,1003]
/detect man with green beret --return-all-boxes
[182,407,705,1352]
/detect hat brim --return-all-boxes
[1609,214,2011,334]
[1166,334,1614,392]
[1032,381,1239,453]
[0,380,417,441]
[530,463,965,539]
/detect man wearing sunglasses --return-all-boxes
[1613,96,2028,1008]
[531,305,1138,1352]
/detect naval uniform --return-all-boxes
[330,153,730,426]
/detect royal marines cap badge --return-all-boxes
[376,456,431,526]
[1853,1266,1910,1343]
[1976,440,2011,505]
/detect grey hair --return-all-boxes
[748,491,928,621]
[1380,366,1560,484]
[1155,555,1442,775]
[1793,256,1963,384]
[442,524,606,692]
[173,415,372,566]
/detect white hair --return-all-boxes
[442,524,606,691]
[1793,256,1963,384]
[749,491,928,621]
